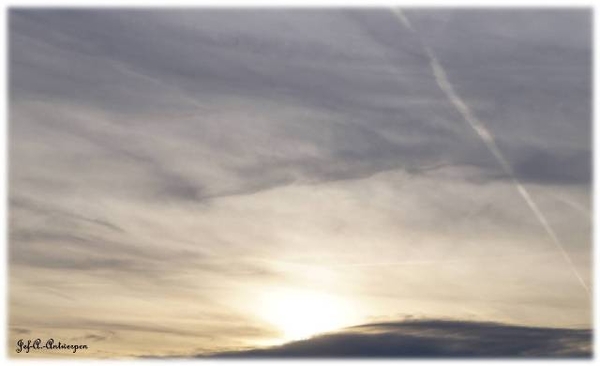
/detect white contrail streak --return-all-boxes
[390,9,590,296]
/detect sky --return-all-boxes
[8,8,592,358]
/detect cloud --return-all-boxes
[207,319,592,358]
[8,8,592,357]
[10,8,591,204]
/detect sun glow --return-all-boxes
[259,288,355,341]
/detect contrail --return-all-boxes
[390,9,590,297]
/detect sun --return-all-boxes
[259,288,354,341]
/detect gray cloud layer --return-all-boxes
[10,9,591,203]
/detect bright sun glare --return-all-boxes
[260,289,354,341]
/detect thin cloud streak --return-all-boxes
[257,251,559,269]
[391,8,590,297]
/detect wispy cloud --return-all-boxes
[9,8,592,357]
[391,9,590,296]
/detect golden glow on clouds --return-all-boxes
[259,288,356,341]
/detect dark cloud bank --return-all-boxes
[203,319,591,358]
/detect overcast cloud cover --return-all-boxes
[9,8,591,357]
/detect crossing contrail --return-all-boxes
[390,8,590,297]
